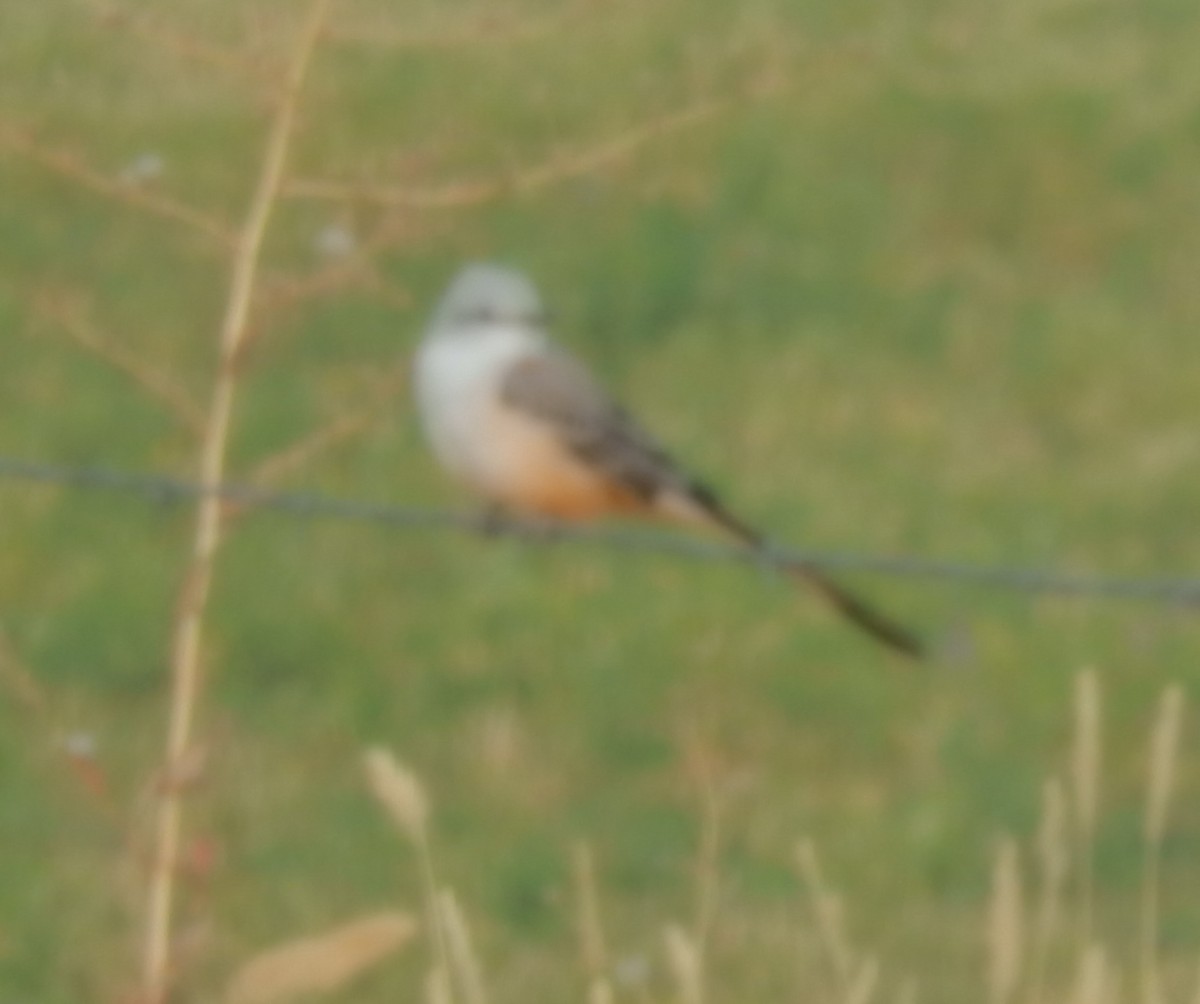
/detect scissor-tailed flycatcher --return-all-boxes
[414,263,921,657]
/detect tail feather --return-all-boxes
[785,563,923,658]
[682,484,923,659]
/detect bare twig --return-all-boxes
[0,627,46,715]
[240,209,422,357]
[249,261,387,338]
[328,2,580,51]
[245,412,373,489]
[284,97,726,210]
[223,366,409,519]
[140,2,331,999]
[0,629,129,826]
[245,259,406,350]
[83,0,277,84]
[0,122,235,246]
[30,290,205,436]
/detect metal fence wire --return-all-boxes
[3,454,1200,607]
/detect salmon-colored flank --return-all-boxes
[481,399,648,520]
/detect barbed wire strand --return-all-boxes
[2,455,1200,606]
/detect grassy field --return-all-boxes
[4,0,1200,1000]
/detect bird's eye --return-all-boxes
[456,305,546,327]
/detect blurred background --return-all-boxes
[3,0,1200,1000]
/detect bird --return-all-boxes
[413,262,921,657]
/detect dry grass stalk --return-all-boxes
[224,911,415,1004]
[1072,944,1110,1004]
[440,889,488,1004]
[664,923,703,1004]
[363,747,430,846]
[425,967,452,1004]
[1073,670,1102,838]
[572,841,612,999]
[796,838,855,992]
[847,956,880,1004]
[987,836,1023,1004]
[1031,776,1068,1004]
[1145,685,1185,847]
[362,748,452,1002]
[1141,684,1185,1004]
[1072,668,1101,944]
[693,777,722,962]
[140,2,332,998]
[586,979,616,1004]
[0,121,234,246]
[31,290,204,436]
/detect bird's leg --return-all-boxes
[474,502,511,537]
[474,504,568,544]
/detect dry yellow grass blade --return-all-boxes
[361,747,454,995]
[224,911,416,1004]
[987,836,1024,1004]
[846,956,880,1004]
[425,966,452,1004]
[363,746,430,844]
[664,923,703,1004]
[796,838,855,991]
[1031,776,1068,1004]
[586,979,616,1004]
[440,889,488,1004]
[1072,669,1101,843]
[1072,668,1101,944]
[1145,684,1185,848]
[1072,944,1112,1004]
[1142,683,1186,1004]
[572,840,611,997]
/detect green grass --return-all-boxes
[3,0,1200,1000]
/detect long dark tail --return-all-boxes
[686,485,923,659]
[782,562,923,658]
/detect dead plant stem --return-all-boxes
[140,1,331,999]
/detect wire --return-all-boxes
[2,454,1200,606]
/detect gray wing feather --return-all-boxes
[499,351,922,655]
[499,350,683,502]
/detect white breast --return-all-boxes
[413,322,546,494]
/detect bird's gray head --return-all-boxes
[426,263,547,338]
